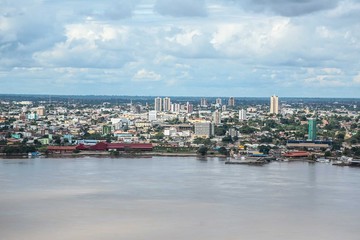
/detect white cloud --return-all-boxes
[133,69,162,81]
[33,22,132,68]
[166,29,202,46]
[210,18,297,59]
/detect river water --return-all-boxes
[1,157,359,240]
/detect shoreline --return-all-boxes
[0,151,228,159]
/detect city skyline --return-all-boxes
[1,0,360,97]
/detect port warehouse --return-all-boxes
[282,151,310,158]
[47,142,153,153]
[286,140,332,149]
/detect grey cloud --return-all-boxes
[227,0,340,16]
[104,1,139,20]
[0,0,138,70]
[76,0,140,20]
[41,0,139,21]
[0,1,64,69]
[155,0,207,17]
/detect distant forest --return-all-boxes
[0,94,359,107]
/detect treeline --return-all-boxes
[1,145,36,155]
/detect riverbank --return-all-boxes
[0,151,227,159]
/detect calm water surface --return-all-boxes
[1,157,360,240]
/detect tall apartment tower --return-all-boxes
[228,97,235,107]
[171,103,180,113]
[200,98,207,107]
[239,109,247,121]
[163,97,171,112]
[216,98,222,105]
[186,102,193,113]
[270,95,279,114]
[212,110,221,125]
[154,97,162,112]
[307,118,317,141]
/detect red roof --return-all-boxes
[76,144,90,150]
[90,142,108,151]
[49,143,153,152]
[107,143,126,149]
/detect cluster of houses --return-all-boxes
[0,97,359,158]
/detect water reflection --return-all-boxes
[0,157,360,240]
[2,159,35,165]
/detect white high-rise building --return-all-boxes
[270,95,279,114]
[239,109,247,121]
[154,97,162,112]
[186,102,193,113]
[228,97,235,107]
[163,97,171,112]
[200,98,207,107]
[171,103,180,113]
[212,110,221,125]
[216,98,222,105]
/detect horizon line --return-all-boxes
[0,93,359,100]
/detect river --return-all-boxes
[1,157,359,240]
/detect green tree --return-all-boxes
[324,151,332,157]
[197,146,208,156]
[239,125,256,134]
[214,126,227,136]
[222,136,233,143]
[193,138,211,146]
[218,147,228,156]
[154,132,164,140]
[258,145,271,154]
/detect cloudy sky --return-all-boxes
[1,0,360,97]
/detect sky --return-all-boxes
[1,0,360,98]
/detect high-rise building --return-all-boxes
[216,98,222,105]
[308,118,317,141]
[154,97,162,112]
[186,102,193,113]
[212,110,221,125]
[163,97,171,112]
[200,98,207,107]
[228,97,235,107]
[239,109,247,121]
[171,103,180,113]
[270,95,279,114]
